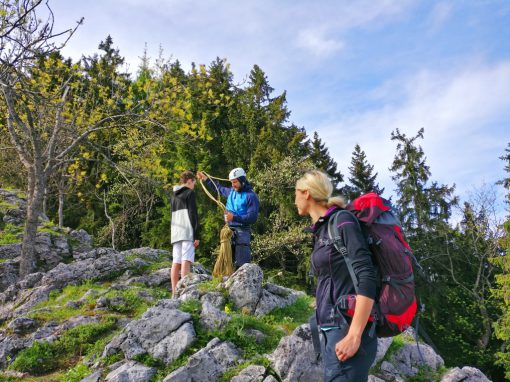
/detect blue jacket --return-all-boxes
[205,177,259,228]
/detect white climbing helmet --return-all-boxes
[228,167,246,180]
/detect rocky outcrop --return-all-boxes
[103,299,196,365]
[0,189,27,226]
[224,264,305,316]
[0,188,95,291]
[105,361,156,382]
[269,324,322,382]
[0,202,495,382]
[163,338,242,381]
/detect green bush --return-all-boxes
[62,363,92,382]
[10,340,58,375]
[10,319,116,375]
[214,315,284,357]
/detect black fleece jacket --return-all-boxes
[311,207,377,327]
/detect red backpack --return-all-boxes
[328,192,417,337]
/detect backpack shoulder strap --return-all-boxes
[327,210,360,294]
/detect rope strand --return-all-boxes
[198,171,234,278]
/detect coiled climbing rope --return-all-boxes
[198,171,234,278]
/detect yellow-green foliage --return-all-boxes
[0,223,23,245]
[0,200,17,213]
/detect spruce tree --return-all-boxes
[309,132,343,189]
[389,128,456,232]
[346,143,383,200]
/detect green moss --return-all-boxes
[214,315,284,358]
[219,356,273,382]
[103,352,124,367]
[61,363,92,382]
[0,223,23,245]
[28,281,107,323]
[37,221,66,237]
[0,201,17,213]
[197,278,224,295]
[408,365,447,382]
[261,295,315,334]
[102,286,170,317]
[10,318,117,375]
[179,298,202,319]
[133,353,165,368]
[10,340,57,375]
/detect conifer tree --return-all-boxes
[309,132,343,189]
[492,143,510,379]
[389,128,456,232]
[346,143,383,200]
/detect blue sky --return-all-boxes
[51,0,510,217]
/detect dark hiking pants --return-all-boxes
[231,227,251,267]
[321,327,377,382]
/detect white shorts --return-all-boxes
[172,240,195,264]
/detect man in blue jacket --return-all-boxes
[197,168,259,267]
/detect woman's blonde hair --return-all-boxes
[296,170,345,208]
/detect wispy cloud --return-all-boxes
[318,60,510,196]
[296,28,344,57]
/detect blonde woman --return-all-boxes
[295,170,377,382]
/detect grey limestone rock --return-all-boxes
[0,243,21,260]
[70,229,93,254]
[372,337,393,367]
[127,267,171,288]
[368,376,386,382]
[231,365,267,382]
[391,342,444,377]
[151,322,196,364]
[440,366,492,382]
[104,360,156,382]
[105,299,195,365]
[200,300,231,331]
[0,333,32,368]
[269,324,322,382]
[200,291,226,309]
[7,317,38,334]
[225,263,263,313]
[163,338,242,382]
[174,272,212,299]
[79,370,102,382]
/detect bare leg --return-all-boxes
[181,260,192,278]
[171,263,181,298]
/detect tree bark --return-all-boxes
[58,175,65,227]
[477,301,492,349]
[20,166,46,277]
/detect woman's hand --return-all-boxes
[335,295,374,362]
[335,332,361,362]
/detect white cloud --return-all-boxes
[317,60,510,197]
[296,28,344,57]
